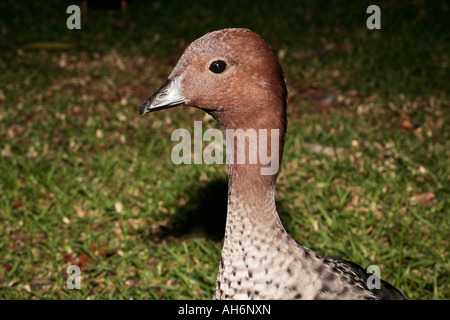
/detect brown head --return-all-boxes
[140,28,287,184]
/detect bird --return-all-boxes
[139,28,407,300]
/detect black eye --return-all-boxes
[209,60,227,74]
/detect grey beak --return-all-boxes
[139,77,186,115]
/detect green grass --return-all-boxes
[0,0,448,299]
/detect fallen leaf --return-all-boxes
[96,129,104,138]
[77,253,89,268]
[6,124,25,138]
[12,201,25,209]
[72,106,85,116]
[147,257,156,266]
[418,166,428,174]
[113,221,123,237]
[114,202,123,213]
[96,144,110,150]
[3,262,13,272]
[410,192,435,205]
[8,279,20,287]
[401,120,413,131]
[101,249,117,257]
[62,253,75,264]
[22,284,32,293]
[303,142,342,156]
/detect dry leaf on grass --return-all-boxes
[409,192,435,205]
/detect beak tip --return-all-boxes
[139,100,150,116]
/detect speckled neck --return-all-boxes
[212,116,296,299]
[213,165,293,299]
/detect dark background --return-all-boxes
[2,0,449,97]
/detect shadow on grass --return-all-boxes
[152,177,295,242]
[156,179,229,241]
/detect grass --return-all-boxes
[0,0,448,299]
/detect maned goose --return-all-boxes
[139,28,407,300]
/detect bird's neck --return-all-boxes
[221,117,287,236]
[213,121,293,299]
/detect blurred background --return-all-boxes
[0,0,448,299]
